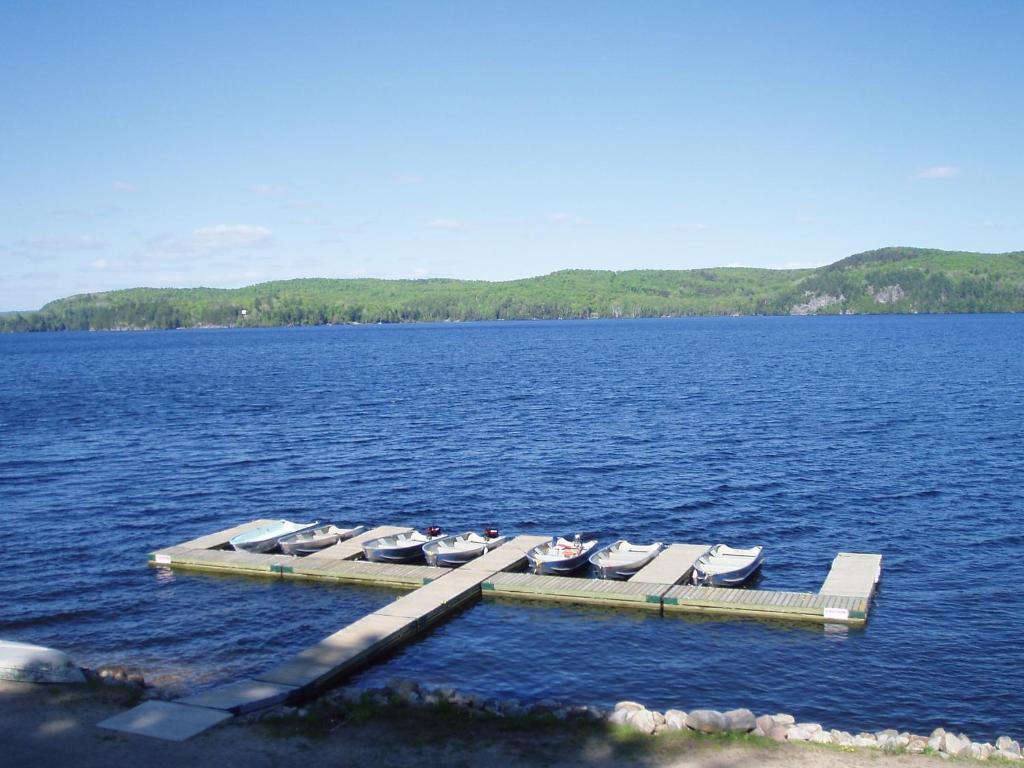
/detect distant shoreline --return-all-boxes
[2,246,1022,332]
[2,309,1022,335]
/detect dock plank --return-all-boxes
[819,553,882,599]
[284,559,446,588]
[255,613,419,690]
[460,535,550,573]
[629,543,709,585]
[172,519,280,551]
[483,572,668,608]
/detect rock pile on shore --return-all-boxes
[286,680,1023,762]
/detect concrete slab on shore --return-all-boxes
[175,679,297,714]
[629,543,710,585]
[97,701,232,741]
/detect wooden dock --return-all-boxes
[628,543,709,584]
[819,552,883,598]
[120,521,883,741]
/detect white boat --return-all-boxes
[525,535,599,575]
[691,544,765,587]
[589,540,663,580]
[422,529,507,567]
[362,527,446,563]
[278,524,367,556]
[229,520,320,553]
[0,640,86,684]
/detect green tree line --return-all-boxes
[2,247,1022,332]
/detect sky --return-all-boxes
[1,1,1022,311]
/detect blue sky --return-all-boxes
[1,1,1021,310]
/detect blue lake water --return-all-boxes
[1,316,1022,739]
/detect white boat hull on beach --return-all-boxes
[0,640,86,684]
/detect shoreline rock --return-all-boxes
[233,677,1024,762]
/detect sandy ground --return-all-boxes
[2,681,949,768]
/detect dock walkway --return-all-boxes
[110,521,882,741]
[628,543,709,585]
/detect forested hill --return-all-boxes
[3,247,1023,331]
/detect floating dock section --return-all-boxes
[118,521,882,741]
[629,543,710,585]
[481,546,882,625]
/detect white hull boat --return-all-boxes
[0,640,86,684]
[422,530,507,567]
[362,528,445,563]
[278,524,368,556]
[526,536,599,575]
[229,520,320,553]
[691,544,765,587]
[589,540,663,580]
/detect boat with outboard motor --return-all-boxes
[691,543,765,587]
[422,529,507,567]
[229,519,320,553]
[525,535,599,575]
[589,539,663,580]
[362,527,446,563]
[278,524,368,556]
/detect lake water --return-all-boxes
[1,316,1022,739]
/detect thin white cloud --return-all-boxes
[251,184,285,195]
[547,212,586,225]
[974,219,1006,230]
[190,224,274,250]
[671,222,708,232]
[143,224,274,262]
[394,173,424,185]
[17,235,108,251]
[111,180,137,192]
[90,258,109,270]
[917,165,960,179]
[282,199,321,210]
[425,218,470,231]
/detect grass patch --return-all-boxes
[43,680,144,709]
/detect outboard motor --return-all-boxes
[483,528,499,539]
[426,525,443,537]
